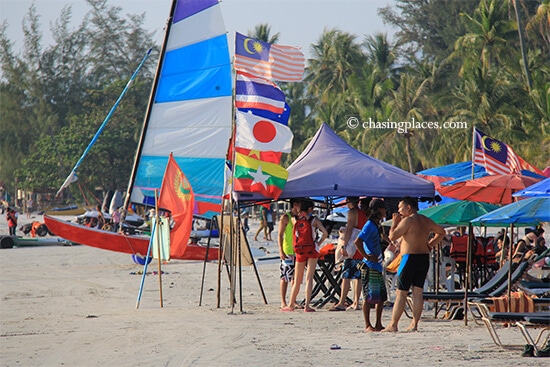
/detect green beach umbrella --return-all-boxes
[418,200,500,226]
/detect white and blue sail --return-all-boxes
[129,0,232,218]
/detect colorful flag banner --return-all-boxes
[235,71,285,114]
[236,147,282,164]
[234,32,305,82]
[238,102,291,126]
[474,128,542,175]
[235,110,293,153]
[158,153,195,258]
[233,152,289,199]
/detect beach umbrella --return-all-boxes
[470,196,550,316]
[512,177,550,198]
[438,174,542,205]
[417,161,485,178]
[470,197,550,227]
[418,200,500,226]
[417,161,485,190]
[440,169,544,187]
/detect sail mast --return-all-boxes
[56,49,152,198]
[122,0,179,214]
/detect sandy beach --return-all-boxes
[0,214,548,367]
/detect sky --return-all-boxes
[0,0,395,59]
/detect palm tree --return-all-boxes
[363,32,400,82]
[247,24,280,44]
[525,0,550,57]
[511,0,532,90]
[306,28,364,102]
[385,74,430,173]
[453,0,517,73]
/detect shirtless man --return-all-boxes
[383,196,445,332]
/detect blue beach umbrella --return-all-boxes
[512,177,550,198]
[470,197,550,227]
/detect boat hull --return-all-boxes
[44,206,86,216]
[43,215,218,261]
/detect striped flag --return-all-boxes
[474,128,542,175]
[234,32,305,82]
[233,152,288,199]
[235,71,285,114]
[240,102,291,126]
[235,110,293,153]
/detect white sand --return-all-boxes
[0,214,547,366]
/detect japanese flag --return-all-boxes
[235,111,293,153]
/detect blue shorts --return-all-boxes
[342,259,361,279]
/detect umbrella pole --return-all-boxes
[507,224,514,312]
[464,224,472,326]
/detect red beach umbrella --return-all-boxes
[438,174,542,205]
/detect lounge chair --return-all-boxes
[469,301,550,351]
[416,262,529,319]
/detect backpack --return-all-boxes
[293,215,315,256]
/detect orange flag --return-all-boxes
[158,153,195,258]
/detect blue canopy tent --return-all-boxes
[236,123,435,200]
[512,177,550,198]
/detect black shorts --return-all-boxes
[396,253,430,291]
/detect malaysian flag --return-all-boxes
[235,71,285,114]
[474,128,542,175]
[234,32,305,82]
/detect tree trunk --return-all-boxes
[512,0,533,92]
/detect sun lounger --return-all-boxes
[471,301,550,351]
[415,262,529,319]
[422,261,520,299]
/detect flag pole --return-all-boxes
[136,214,157,309]
[154,189,164,308]
[470,127,476,180]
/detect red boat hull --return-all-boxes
[43,215,219,261]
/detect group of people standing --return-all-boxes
[275,196,445,333]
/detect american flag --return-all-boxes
[234,32,305,82]
[474,128,542,175]
[235,71,285,114]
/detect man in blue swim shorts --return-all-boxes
[383,196,445,332]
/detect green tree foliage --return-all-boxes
[1,0,549,206]
[378,0,479,60]
[0,0,157,203]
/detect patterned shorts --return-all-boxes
[280,255,295,282]
[361,267,388,304]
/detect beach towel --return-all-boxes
[386,252,402,273]
[490,291,535,313]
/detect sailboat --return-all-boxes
[44,0,232,261]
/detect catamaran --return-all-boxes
[44,0,232,261]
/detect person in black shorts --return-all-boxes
[383,197,445,332]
